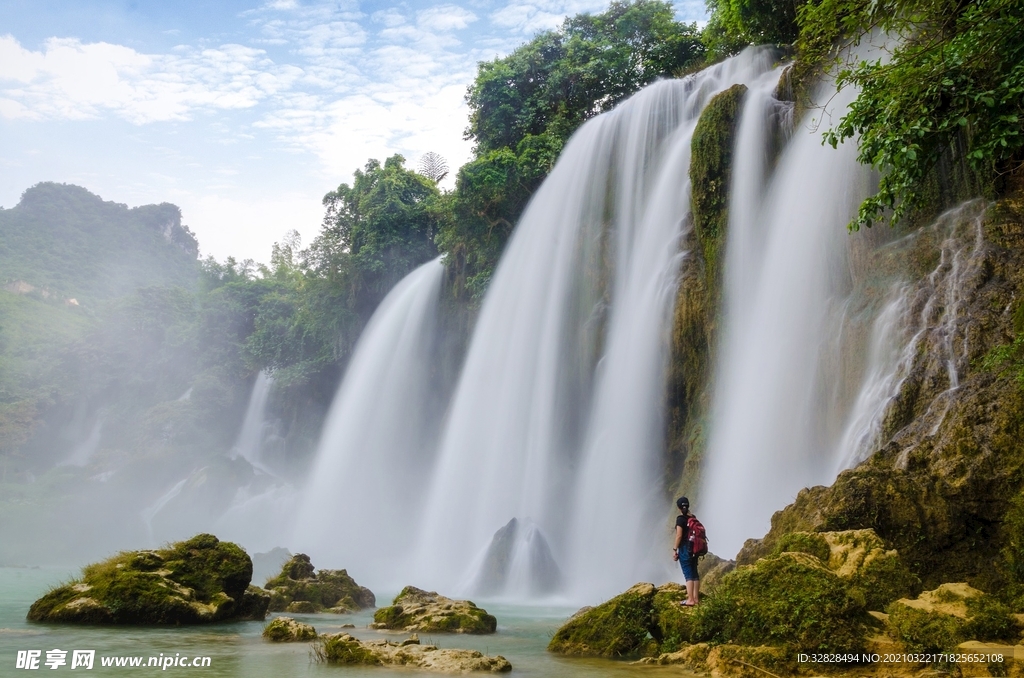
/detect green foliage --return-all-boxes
[774,531,831,562]
[704,0,803,58]
[690,553,868,653]
[0,183,198,302]
[319,155,440,317]
[1000,490,1024,608]
[804,0,1024,229]
[447,1,704,297]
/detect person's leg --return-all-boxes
[693,576,701,604]
[685,579,696,605]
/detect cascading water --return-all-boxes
[416,47,782,602]
[701,71,877,557]
[293,257,444,588]
[230,370,274,473]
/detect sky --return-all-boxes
[0,0,707,262]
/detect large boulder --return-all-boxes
[691,552,869,654]
[548,583,659,656]
[316,633,511,673]
[265,554,375,613]
[773,529,920,609]
[27,534,261,624]
[371,586,496,634]
[886,583,1020,653]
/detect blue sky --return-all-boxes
[0,0,707,262]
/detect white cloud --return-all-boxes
[417,6,478,32]
[490,0,608,34]
[0,35,302,124]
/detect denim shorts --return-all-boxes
[677,545,699,581]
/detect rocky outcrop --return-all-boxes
[262,616,317,642]
[265,554,375,614]
[887,583,1020,653]
[371,587,496,634]
[736,200,1024,596]
[27,534,262,624]
[315,633,511,673]
[470,517,561,596]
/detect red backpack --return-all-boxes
[687,516,709,558]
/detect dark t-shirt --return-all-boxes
[675,514,690,541]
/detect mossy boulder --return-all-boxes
[265,554,374,614]
[262,616,317,642]
[27,533,260,624]
[371,586,496,634]
[773,529,920,609]
[547,582,658,656]
[238,585,272,620]
[886,583,1020,653]
[317,633,511,672]
[690,552,869,653]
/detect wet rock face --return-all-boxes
[262,616,317,642]
[264,554,375,614]
[27,534,261,624]
[371,586,497,634]
[737,203,1024,592]
[317,633,511,673]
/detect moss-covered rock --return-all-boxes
[705,644,798,678]
[689,83,747,283]
[887,583,1020,653]
[773,531,831,562]
[316,633,511,672]
[371,586,496,634]
[27,534,260,624]
[547,582,657,656]
[264,554,374,614]
[690,552,869,653]
[262,616,317,642]
[238,585,272,620]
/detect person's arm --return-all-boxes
[672,525,683,560]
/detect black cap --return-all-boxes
[676,496,689,510]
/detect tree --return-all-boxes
[418,152,449,184]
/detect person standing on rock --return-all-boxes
[672,496,700,606]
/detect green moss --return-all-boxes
[886,586,1019,653]
[265,554,374,613]
[372,587,497,634]
[262,616,317,642]
[689,83,747,284]
[317,635,383,665]
[690,553,868,653]
[27,534,256,625]
[773,532,830,562]
[650,584,693,654]
[547,583,657,657]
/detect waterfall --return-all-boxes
[230,370,274,473]
[701,70,875,557]
[294,257,444,587]
[416,47,781,601]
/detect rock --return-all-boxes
[27,534,258,624]
[705,644,797,678]
[237,585,272,620]
[632,642,710,669]
[469,518,561,596]
[371,586,496,634]
[697,553,736,591]
[262,616,317,642]
[265,554,375,614]
[886,583,1020,653]
[772,529,920,609]
[689,552,869,654]
[316,633,511,673]
[401,633,420,646]
[547,582,658,656]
